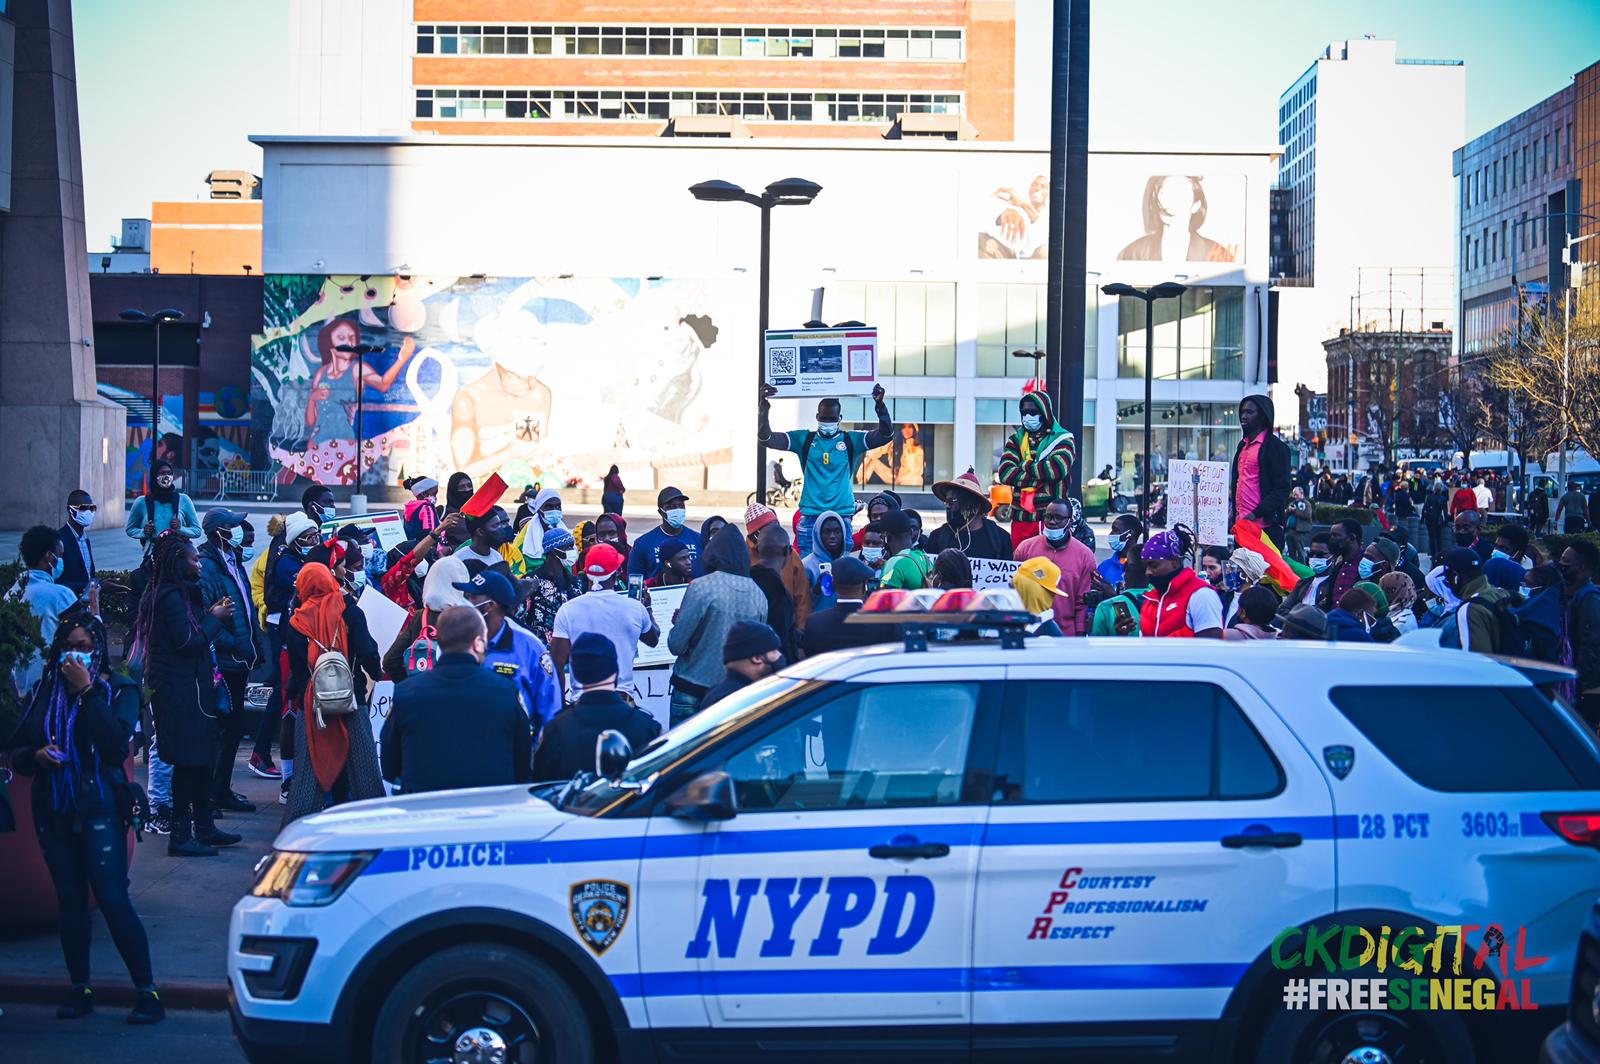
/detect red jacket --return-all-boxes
[1449,488,1479,518]
[1140,567,1208,638]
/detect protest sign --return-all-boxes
[765,327,877,398]
[320,509,407,553]
[1166,460,1231,546]
[634,584,687,668]
[356,585,408,659]
[969,557,1023,591]
[635,666,673,732]
[368,679,397,795]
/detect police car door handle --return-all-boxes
[1220,831,1303,849]
[869,839,951,860]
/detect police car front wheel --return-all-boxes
[371,943,594,1064]
[1252,985,1473,1064]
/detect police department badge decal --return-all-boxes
[1323,745,1355,780]
[571,880,630,955]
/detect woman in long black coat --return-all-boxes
[133,532,239,856]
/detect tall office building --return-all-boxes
[289,0,1040,143]
[1273,38,1465,399]
[1454,60,1600,356]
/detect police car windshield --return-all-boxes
[562,674,809,815]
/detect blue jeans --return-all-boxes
[146,732,171,810]
[797,512,854,559]
[36,809,154,987]
[669,687,702,728]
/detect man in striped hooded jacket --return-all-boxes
[996,384,1077,550]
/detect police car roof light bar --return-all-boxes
[849,589,1037,652]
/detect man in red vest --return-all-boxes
[1138,527,1225,639]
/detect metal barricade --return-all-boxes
[216,463,281,502]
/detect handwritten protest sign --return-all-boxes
[969,557,1023,590]
[1166,459,1231,546]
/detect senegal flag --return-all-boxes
[1233,518,1310,594]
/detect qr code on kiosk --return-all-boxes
[769,346,798,376]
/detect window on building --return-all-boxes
[415,87,960,124]
[1117,287,1244,382]
[976,283,1097,381]
[825,282,955,376]
[416,23,966,61]
[1114,402,1239,494]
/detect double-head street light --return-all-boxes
[689,177,822,502]
[334,341,386,494]
[119,308,185,445]
[1100,282,1188,524]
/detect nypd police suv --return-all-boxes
[230,598,1600,1063]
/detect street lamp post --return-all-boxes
[1562,230,1595,485]
[335,341,385,500]
[1101,282,1187,524]
[689,177,822,503]
[119,307,185,458]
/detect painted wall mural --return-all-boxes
[252,275,748,490]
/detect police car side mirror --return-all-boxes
[663,771,738,822]
[596,730,633,784]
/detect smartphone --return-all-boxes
[628,574,644,600]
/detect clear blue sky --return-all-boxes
[73,0,1600,249]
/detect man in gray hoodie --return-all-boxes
[666,526,769,725]
[802,509,849,612]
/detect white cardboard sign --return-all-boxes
[1165,459,1231,546]
[764,327,878,398]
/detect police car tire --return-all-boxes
[371,943,595,1064]
[1251,971,1474,1064]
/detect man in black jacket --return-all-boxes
[1229,394,1292,545]
[1561,541,1600,728]
[532,633,662,781]
[802,557,896,657]
[380,606,532,794]
[58,489,97,598]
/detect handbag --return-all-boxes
[111,767,151,840]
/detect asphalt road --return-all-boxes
[2,1003,245,1063]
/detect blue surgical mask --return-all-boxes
[1309,557,1331,575]
[1108,532,1130,553]
[817,420,841,438]
[1021,414,1043,432]
[50,558,63,581]
[862,546,885,565]
[664,508,686,529]
[63,650,94,672]
[1043,525,1068,544]
[349,569,368,593]
[541,510,564,530]
[1224,569,1245,593]
[1358,558,1377,579]
[1491,549,1511,562]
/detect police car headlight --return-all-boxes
[250,850,376,907]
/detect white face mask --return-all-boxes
[349,569,368,592]
[69,505,94,527]
[155,475,174,489]
[817,420,841,438]
[1021,414,1043,432]
[862,546,885,565]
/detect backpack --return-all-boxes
[800,430,856,471]
[1423,495,1446,524]
[1507,593,1562,663]
[405,610,440,675]
[307,636,358,728]
[1454,595,1530,657]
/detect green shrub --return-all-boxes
[1312,504,1381,526]
[1540,532,1600,560]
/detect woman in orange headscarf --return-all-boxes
[281,552,384,825]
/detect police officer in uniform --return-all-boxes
[454,570,561,730]
[532,633,662,780]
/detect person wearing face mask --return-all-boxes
[1220,547,1271,627]
[759,383,895,557]
[1292,518,1365,613]
[627,486,704,581]
[552,544,660,703]
[800,511,848,611]
[58,489,98,599]
[876,509,933,591]
[124,459,201,559]
[1097,515,1146,586]
[381,606,533,794]
[1452,510,1494,564]
[928,468,1014,561]
[197,509,262,814]
[10,526,81,697]
[1014,498,1096,635]
[997,386,1078,551]
[442,471,475,518]
[1435,549,1511,655]
[703,621,786,710]
[1092,552,1152,637]
[1275,531,1335,623]
[459,506,523,572]
[455,569,562,728]
[858,525,890,580]
[1356,536,1399,586]
[1492,523,1541,569]
[1137,526,1224,639]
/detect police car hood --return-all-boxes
[273,784,563,852]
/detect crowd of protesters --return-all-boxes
[8,384,1600,1023]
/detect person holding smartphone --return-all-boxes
[9,609,163,1024]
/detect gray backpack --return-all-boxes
[308,636,358,728]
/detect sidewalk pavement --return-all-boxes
[0,751,281,1010]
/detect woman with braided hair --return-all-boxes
[130,530,239,856]
[9,609,164,1023]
